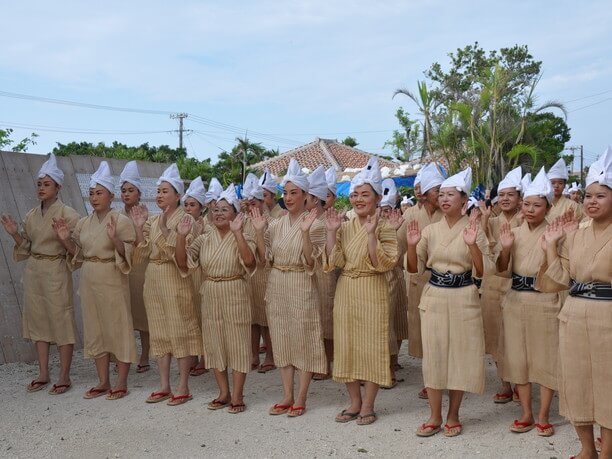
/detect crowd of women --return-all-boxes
[1,146,611,458]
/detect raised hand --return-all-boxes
[177,215,193,236]
[51,217,71,241]
[249,207,268,232]
[478,200,491,219]
[543,219,564,246]
[498,222,514,250]
[325,207,344,232]
[469,205,482,223]
[130,204,149,228]
[230,212,245,233]
[106,215,118,240]
[406,219,421,246]
[387,208,405,230]
[463,218,478,246]
[0,214,19,236]
[300,208,319,233]
[363,208,381,234]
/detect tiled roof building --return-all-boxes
[251,138,396,174]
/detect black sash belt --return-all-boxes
[511,273,536,292]
[428,269,474,288]
[570,279,612,301]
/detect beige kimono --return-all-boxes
[315,214,338,340]
[539,223,612,428]
[415,215,488,394]
[497,220,565,390]
[14,200,80,345]
[404,205,443,358]
[186,226,256,374]
[264,213,327,373]
[548,195,583,222]
[324,217,398,386]
[134,208,203,359]
[246,210,272,327]
[269,204,286,220]
[71,210,137,363]
[386,222,409,354]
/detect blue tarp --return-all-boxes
[336,176,415,197]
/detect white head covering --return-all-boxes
[37,153,64,185]
[89,161,115,192]
[498,166,522,192]
[325,167,337,196]
[204,177,223,204]
[217,183,240,211]
[307,166,328,201]
[414,167,423,187]
[440,167,472,195]
[568,181,582,193]
[259,169,279,194]
[157,163,184,195]
[585,146,612,188]
[119,160,141,190]
[380,178,398,208]
[243,173,264,200]
[419,163,446,194]
[281,158,309,192]
[562,184,570,196]
[349,156,383,195]
[520,173,532,196]
[523,167,553,203]
[547,158,569,181]
[181,176,206,206]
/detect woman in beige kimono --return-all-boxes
[118,160,150,373]
[496,167,565,437]
[547,158,584,222]
[260,169,286,219]
[479,167,523,403]
[325,157,398,426]
[251,158,327,417]
[406,167,487,438]
[176,184,256,413]
[1,154,80,394]
[131,164,203,406]
[53,161,137,400]
[539,148,612,459]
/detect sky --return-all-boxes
[1,0,611,167]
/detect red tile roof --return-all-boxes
[251,138,396,175]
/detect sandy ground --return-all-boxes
[0,343,579,459]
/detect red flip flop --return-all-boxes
[146,391,172,403]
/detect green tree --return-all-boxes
[213,137,279,185]
[341,136,358,147]
[383,108,422,161]
[1,128,39,152]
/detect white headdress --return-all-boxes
[37,153,64,185]
[520,173,532,196]
[157,163,184,195]
[217,183,239,211]
[568,181,582,193]
[414,167,423,187]
[325,167,337,196]
[243,173,264,200]
[349,156,383,195]
[380,178,398,208]
[204,177,223,204]
[119,160,141,191]
[585,146,612,189]
[419,163,446,194]
[523,167,553,203]
[181,176,206,206]
[89,161,115,192]
[281,158,309,192]
[440,167,472,195]
[498,166,522,192]
[259,169,279,194]
[547,158,569,181]
[307,166,328,201]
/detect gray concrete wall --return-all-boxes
[0,151,169,364]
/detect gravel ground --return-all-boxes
[0,343,578,458]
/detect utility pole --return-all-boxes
[170,113,188,151]
[564,145,583,184]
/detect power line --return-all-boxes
[568,97,612,113]
[564,89,612,104]
[0,121,173,135]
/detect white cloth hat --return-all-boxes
[38,153,64,185]
[90,160,115,192]
[498,166,522,192]
[259,169,279,194]
[586,146,612,189]
[380,178,398,208]
[568,181,582,193]
[419,163,446,194]
[325,167,337,196]
[281,158,310,192]
[523,167,553,203]
[441,167,472,195]
[349,156,383,195]
[520,173,532,196]
[414,167,423,186]
[218,183,240,211]
[547,158,569,181]
[157,163,184,195]
[562,184,570,196]
[243,173,264,200]
[181,176,206,206]
[119,160,141,191]
[204,177,223,204]
[307,165,328,201]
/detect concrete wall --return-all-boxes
[0,151,169,364]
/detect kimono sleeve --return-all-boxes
[472,227,490,280]
[114,213,136,275]
[183,233,205,278]
[68,217,86,271]
[323,223,346,272]
[133,217,153,265]
[301,218,325,275]
[363,222,399,273]
[239,229,258,277]
[413,225,430,275]
[13,209,35,262]
[536,233,571,292]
